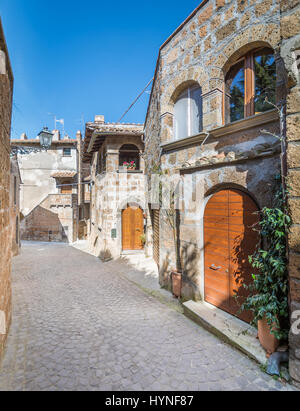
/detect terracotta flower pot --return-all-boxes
[171,271,182,298]
[258,317,280,357]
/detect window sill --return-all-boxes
[161,109,278,152]
[117,170,144,174]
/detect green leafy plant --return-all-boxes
[241,175,291,341]
[150,164,182,272]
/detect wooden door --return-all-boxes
[204,189,259,323]
[122,206,144,251]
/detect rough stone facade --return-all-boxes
[145,0,283,293]
[11,133,80,243]
[0,18,13,362]
[10,157,22,256]
[279,0,300,389]
[83,117,145,260]
[144,0,300,386]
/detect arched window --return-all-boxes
[225,48,276,124]
[174,85,202,140]
[119,144,140,170]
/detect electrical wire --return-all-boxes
[117,78,153,123]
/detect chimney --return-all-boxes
[20,133,27,140]
[76,130,82,142]
[52,130,60,141]
[94,115,105,124]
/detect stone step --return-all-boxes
[183,300,267,365]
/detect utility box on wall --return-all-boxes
[111,229,117,239]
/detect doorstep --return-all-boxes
[183,300,267,365]
[121,250,145,256]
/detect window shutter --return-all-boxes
[190,87,203,135]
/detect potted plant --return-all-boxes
[123,161,136,171]
[140,233,146,246]
[241,175,291,357]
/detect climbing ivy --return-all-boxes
[241,175,291,341]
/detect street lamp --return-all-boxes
[11,127,54,156]
[38,127,53,150]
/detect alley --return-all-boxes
[0,242,293,391]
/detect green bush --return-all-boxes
[241,175,291,341]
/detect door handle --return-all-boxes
[210,264,222,271]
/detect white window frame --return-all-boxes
[174,85,201,141]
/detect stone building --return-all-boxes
[10,157,22,256]
[143,0,300,386]
[11,131,82,243]
[0,18,13,361]
[82,116,145,260]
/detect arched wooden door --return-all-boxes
[204,189,260,323]
[122,206,144,251]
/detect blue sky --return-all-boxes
[0,0,202,140]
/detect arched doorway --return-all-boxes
[204,189,260,323]
[122,205,144,251]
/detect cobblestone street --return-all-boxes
[0,242,294,391]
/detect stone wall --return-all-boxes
[88,135,146,260]
[11,138,79,243]
[20,194,77,243]
[144,0,283,289]
[10,158,21,256]
[144,0,300,387]
[0,19,13,362]
[279,0,300,389]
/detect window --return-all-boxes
[174,85,202,140]
[119,144,140,170]
[61,180,73,194]
[225,48,276,124]
[63,148,71,157]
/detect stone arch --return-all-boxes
[117,197,146,215]
[114,139,144,152]
[161,75,203,114]
[170,80,201,105]
[204,182,261,210]
[222,40,275,76]
[119,143,141,170]
[212,23,280,77]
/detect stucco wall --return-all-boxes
[17,145,77,216]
